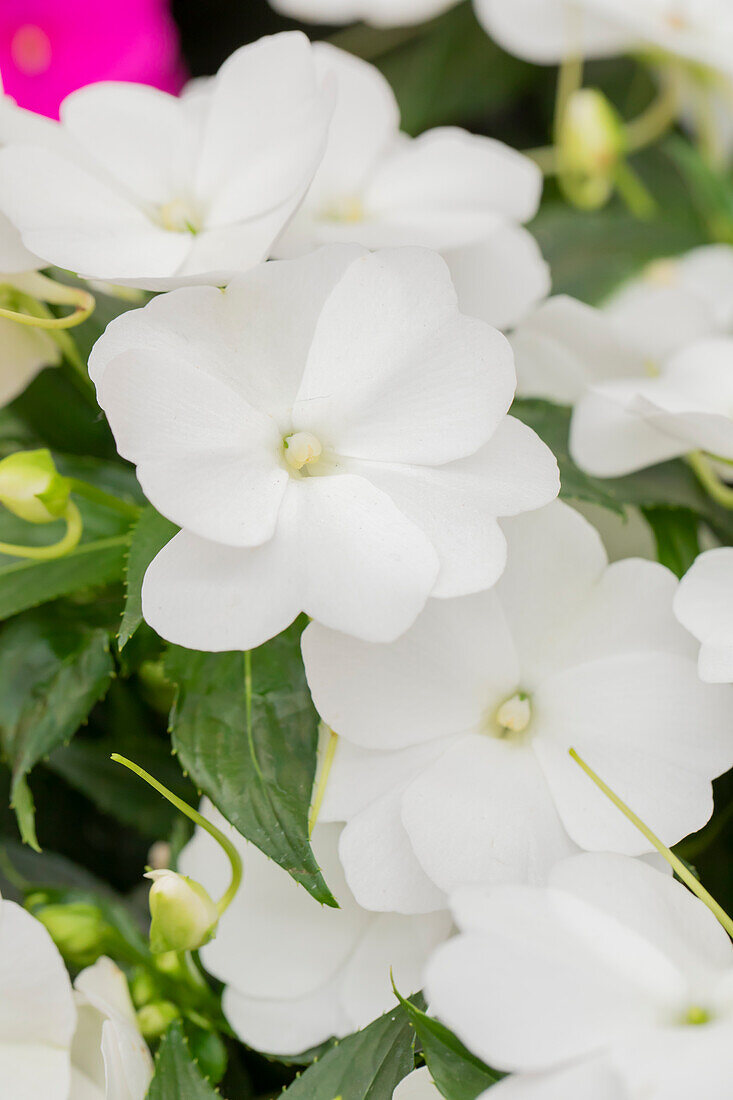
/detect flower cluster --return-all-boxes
[1,5,733,1099]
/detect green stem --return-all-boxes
[613,159,657,219]
[0,273,94,330]
[111,755,243,916]
[309,728,339,837]
[0,500,82,560]
[687,452,733,509]
[553,50,584,151]
[625,78,679,153]
[68,479,141,520]
[569,748,733,939]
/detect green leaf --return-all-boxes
[147,1023,221,1100]
[393,991,501,1100]
[641,507,701,578]
[281,1003,415,1100]
[0,611,115,848]
[166,621,336,906]
[119,507,177,648]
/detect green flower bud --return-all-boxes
[33,902,111,968]
[559,89,626,210]
[145,869,219,955]
[0,449,71,524]
[137,1000,181,1040]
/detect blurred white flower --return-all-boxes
[426,853,733,1099]
[302,501,733,912]
[275,44,549,330]
[0,33,333,290]
[72,958,154,1100]
[179,801,452,1057]
[90,245,558,650]
[393,1068,442,1099]
[674,548,733,683]
[0,890,76,1099]
[269,0,456,27]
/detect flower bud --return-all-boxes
[145,869,218,955]
[137,1000,180,1040]
[0,449,71,524]
[559,89,625,210]
[33,902,111,968]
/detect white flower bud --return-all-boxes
[0,448,70,524]
[145,870,218,955]
[559,89,625,210]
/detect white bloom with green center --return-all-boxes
[0,33,333,290]
[426,854,733,1099]
[302,501,733,912]
[90,244,558,649]
[274,44,549,331]
[178,801,452,1057]
[674,548,733,683]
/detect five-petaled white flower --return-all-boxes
[302,501,733,913]
[0,33,333,290]
[674,548,733,683]
[179,802,452,1057]
[90,245,558,650]
[426,853,733,1099]
[275,43,549,331]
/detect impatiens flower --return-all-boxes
[674,548,733,683]
[0,888,76,1098]
[393,1068,442,1099]
[179,802,452,1057]
[302,501,733,912]
[0,33,334,290]
[269,0,457,27]
[426,853,733,1099]
[72,957,154,1099]
[0,0,186,119]
[275,44,549,330]
[89,245,558,649]
[475,0,733,76]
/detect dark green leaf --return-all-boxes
[281,1003,415,1100]
[147,1022,221,1100]
[0,611,115,848]
[394,990,501,1100]
[119,507,177,648]
[642,507,701,578]
[166,622,336,906]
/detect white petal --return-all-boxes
[98,350,287,547]
[394,1067,443,1100]
[0,212,40,273]
[0,316,59,405]
[303,589,518,751]
[338,792,448,913]
[401,735,580,894]
[487,1060,623,1100]
[570,386,689,476]
[445,224,550,332]
[534,652,733,853]
[474,0,631,63]
[222,973,350,1057]
[605,279,717,365]
[674,548,733,683]
[295,247,516,465]
[345,417,559,598]
[270,0,455,27]
[100,1017,153,1100]
[611,1023,733,1100]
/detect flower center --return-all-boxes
[685,1005,711,1026]
[322,195,365,224]
[283,432,323,473]
[11,25,52,76]
[157,198,201,235]
[495,692,532,736]
[644,258,679,287]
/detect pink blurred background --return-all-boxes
[0,0,186,118]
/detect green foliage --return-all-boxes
[166,621,336,906]
[281,1003,416,1100]
[119,506,178,649]
[147,1022,222,1100]
[394,991,501,1100]
[0,609,115,848]
[641,507,701,578]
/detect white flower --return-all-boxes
[301,501,733,912]
[475,0,733,76]
[268,0,456,27]
[71,958,154,1100]
[674,548,733,683]
[0,33,333,291]
[393,1068,442,1099]
[275,44,549,330]
[90,245,558,649]
[0,889,77,1099]
[425,853,733,1099]
[178,801,452,1057]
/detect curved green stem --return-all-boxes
[68,479,141,521]
[569,748,733,939]
[309,728,339,837]
[111,755,243,916]
[625,78,679,153]
[0,500,82,560]
[687,452,733,509]
[0,272,94,330]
